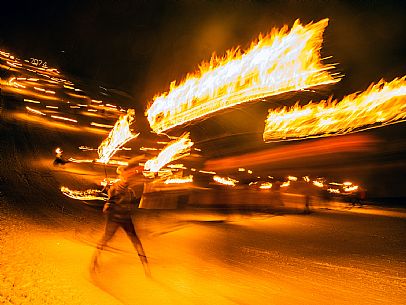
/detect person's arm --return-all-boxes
[103,185,117,213]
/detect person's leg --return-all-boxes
[121,220,151,277]
[91,218,120,270]
[98,219,120,250]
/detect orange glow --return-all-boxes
[313,180,324,188]
[344,185,359,192]
[281,181,291,188]
[146,19,338,133]
[144,133,194,172]
[259,182,273,189]
[90,122,114,129]
[264,77,406,141]
[26,106,46,116]
[60,186,107,201]
[204,134,377,171]
[51,115,78,123]
[97,109,139,164]
[213,175,238,187]
[164,175,194,184]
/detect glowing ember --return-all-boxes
[313,180,324,188]
[264,76,406,141]
[259,182,273,189]
[344,185,359,192]
[146,19,338,133]
[97,109,139,164]
[164,175,194,184]
[281,181,291,188]
[144,133,194,172]
[327,188,340,194]
[60,186,108,201]
[213,175,238,187]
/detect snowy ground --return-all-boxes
[1,99,406,305]
[1,196,406,305]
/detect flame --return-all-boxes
[164,175,194,184]
[264,77,406,141]
[344,185,359,192]
[313,180,324,188]
[146,19,339,133]
[97,109,139,164]
[281,181,291,188]
[259,182,273,189]
[213,175,238,186]
[144,133,194,172]
[60,186,108,201]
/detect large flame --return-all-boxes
[146,19,339,133]
[264,77,406,141]
[144,133,194,172]
[97,109,139,164]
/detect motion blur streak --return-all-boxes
[60,186,107,201]
[164,175,194,184]
[204,134,377,171]
[264,76,406,141]
[146,19,339,133]
[144,133,194,172]
[97,109,139,164]
[213,175,238,186]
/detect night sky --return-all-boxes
[1,0,405,108]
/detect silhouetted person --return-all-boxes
[351,187,366,207]
[92,165,151,277]
[295,179,313,214]
[53,147,69,166]
[271,180,284,207]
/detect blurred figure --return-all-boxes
[295,179,313,214]
[351,187,367,207]
[271,180,284,207]
[92,165,151,277]
[53,147,69,166]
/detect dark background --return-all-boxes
[1,0,405,109]
[1,0,405,198]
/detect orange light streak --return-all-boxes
[264,76,406,141]
[90,122,114,128]
[60,186,107,201]
[24,98,41,104]
[97,109,139,164]
[146,19,338,133]
[164,175,194,184]
[51,115,78,123]
[213,175,238,187]
[204,134,377,171]
[26,106,46,116]
[144,133,194,172]
[259,182,273,189]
